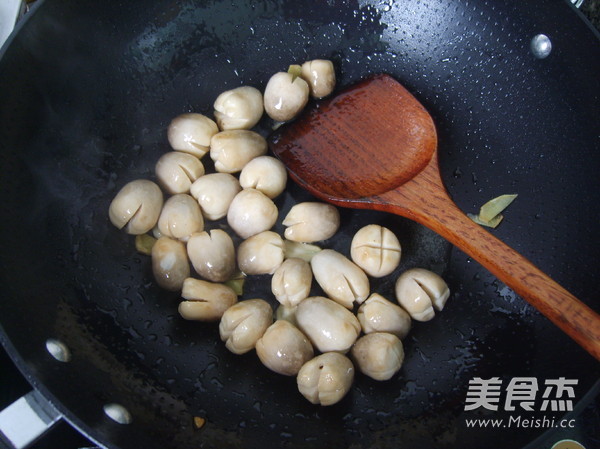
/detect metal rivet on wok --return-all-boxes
[45,338,72,363]
[103,403,133,425]
[530,34,552,59]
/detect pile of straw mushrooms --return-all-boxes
[108,60,450,406]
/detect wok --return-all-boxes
[0,0,598,448]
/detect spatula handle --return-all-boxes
[377,163,600,360]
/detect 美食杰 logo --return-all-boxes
[463,377,580,431]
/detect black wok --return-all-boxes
[0,0,598,448]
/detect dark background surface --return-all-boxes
[1,1,599,448]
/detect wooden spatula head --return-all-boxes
[269,74,437,201]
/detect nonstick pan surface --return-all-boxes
[0,1,598,448]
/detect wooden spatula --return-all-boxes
[269,74,600,360]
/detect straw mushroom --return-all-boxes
[189,173,241,221]
[227,188,278,239]
[187,230,236,282]
[350,224,401,278]
[157,194,204,242]
[271,258,312,308]
[351,333,404,381]
[210,130,267,173]
[178,278,238,321]
[155,151,205,195]
[108,179,163,235]
[213,86,263,130]
[239,155,287,199]
[282,202,340,243]
[237,231,284,275]
[151,236,190,291]
[263,71,309,122]
[297,352,354,406]
[219,299,273,354]
[167,113,219,158]
[255,320,314,376]
[310,249,369,309]
[356,293,411,339]
[301,59,336,99]
[295,296,361,353]
[394,268,450,322]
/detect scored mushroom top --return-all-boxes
[310,249,370,309]
[178,278,238,322]
[187,229,236,283]
[155,151,205,195]
[219,299,273,355]
[394,268,450,322]
[167,113,219,158]
[109,179,163,235]
[350,224,401,278]
[271,257,312,308]
[189,173,241,221]
[213,86,264,130]
[301,59,336,99]
[157,193,204,242]
[237,231,285,275]
[356,293,411,339]
[210,130,268,174]
[297,352,354,406]
[239,155,288,199]
[282,202,340,243]
[263,71,309,122]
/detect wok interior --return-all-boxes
[0,0,598,448]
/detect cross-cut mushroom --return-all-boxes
[189,173,241,221]
[109,179,163,235]
[157,193,204,242]
[187,229,236,282]
[219,299,273,354]
[350,224,401,278]
[297,352,354,406]
[394,268,450,322]
[178,278,238,322]
[282,202,340,243]
[356,293,411,339]
[310,249,369,309]
[210,130,267,173]
[167,113,219,158]
[213,86,264,130]
[239,155,287,199]
[263,71,309,122]
[155,151,205,195]
[237,231,284,275]
[271,257,312,308]
[300,59,336,99]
